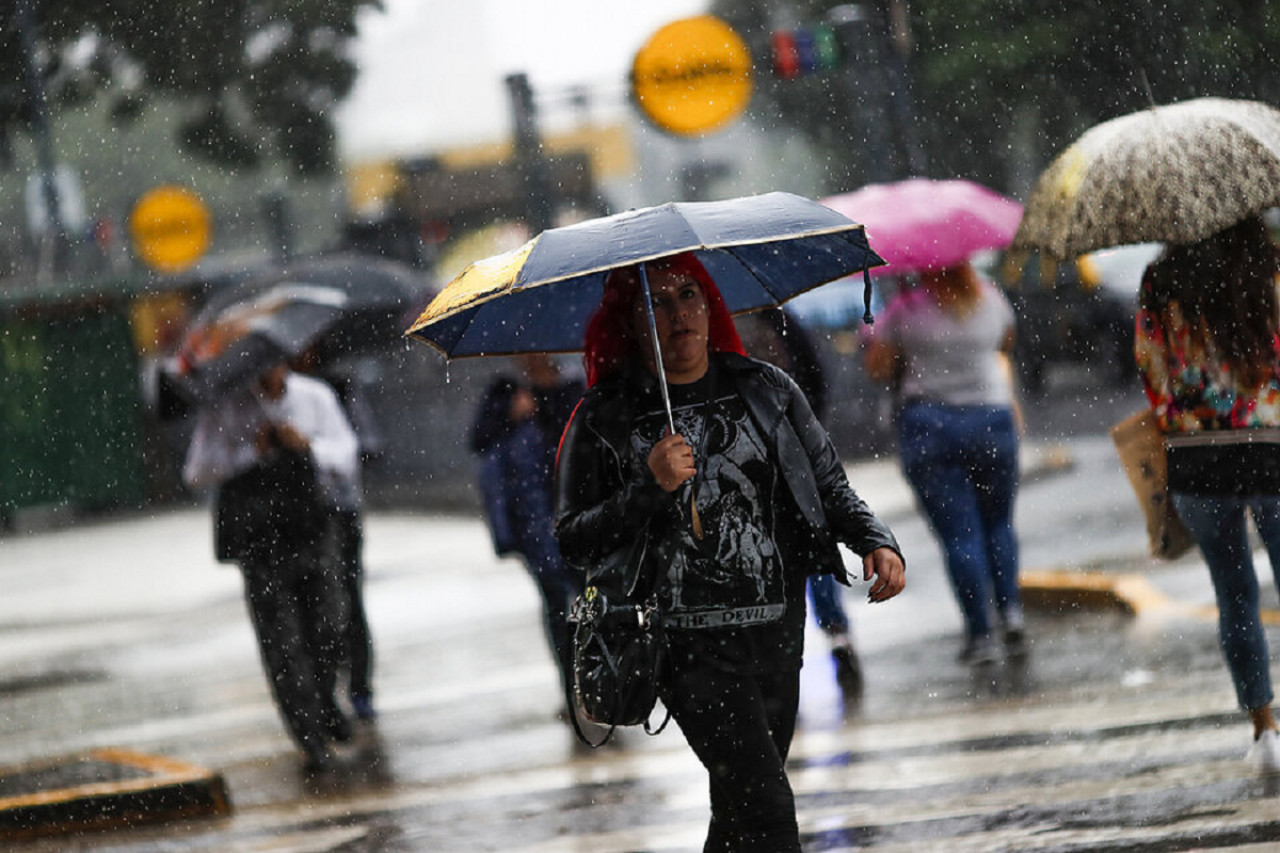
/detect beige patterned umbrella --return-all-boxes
[1012,97,1280,259]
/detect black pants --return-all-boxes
[241,544,346,759]
[660,659,802,853]
[333,509,373,700]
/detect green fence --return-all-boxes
[1,295,146,514]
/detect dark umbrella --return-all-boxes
[216,252,432,363]
[163,282,350,408]
[273,252,428,308]
[406,192,884,429]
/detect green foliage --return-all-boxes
[0,0,379,175]
[711,0,1280,193]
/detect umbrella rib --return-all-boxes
[516,223,874,291]
[411,296,496,357]
[713,247,790,308]
[407,194,887,356]
[403,329,454,360]
[403,326,582,360]
[714,237,882,313]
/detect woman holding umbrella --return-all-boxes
[183,359,360,772]
[554,252,906,851]
[863,262,1025,665]
[1135,215,1280,774]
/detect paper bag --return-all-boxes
[1109,409,1196,560]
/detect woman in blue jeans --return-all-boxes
[866,264,1024,664]
[1135,215,1280,774]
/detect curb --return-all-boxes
[1020,569,1280,625]
[1019,569,1171,616]
[0,748,231,841]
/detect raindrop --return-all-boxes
[1122,668,1154,688]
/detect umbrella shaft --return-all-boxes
[640,264,676,434]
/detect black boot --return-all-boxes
[832,640,863,699]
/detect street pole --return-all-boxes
[15,0,67,281]
[505,73,554,235]
[827,4,896,183]
[881,0,928,176]
[260,191,293,265]
[827,2,927,182]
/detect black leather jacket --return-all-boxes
[554,352,902,597]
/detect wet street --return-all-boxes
[3,378,1280,851]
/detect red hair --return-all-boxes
[583,252,744,387]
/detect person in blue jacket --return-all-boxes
[471,354,585,719]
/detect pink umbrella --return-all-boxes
[821,178,1023,274]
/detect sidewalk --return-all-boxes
[4,438,1279,850]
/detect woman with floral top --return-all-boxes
[1135,214,1280,775]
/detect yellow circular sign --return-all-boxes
[632,16,753,136]
[129,185,212,274]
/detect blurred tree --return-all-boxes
[0,0,378,176]
[712,0,1280,195]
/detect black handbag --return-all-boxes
[214,449,328,563]
[568,585,670,746]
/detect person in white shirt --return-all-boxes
[184,361,359,772]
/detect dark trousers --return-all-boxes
[241,545,346,758]
[333,509,373,699]
[660,659,802,853]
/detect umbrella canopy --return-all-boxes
[269,252,427,311]
[216,252,431,362]
[822,178,1023,274]
[166,282,350,406]
[1013,97,1280,259]
[406,192,884,358]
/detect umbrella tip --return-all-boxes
[1138,69,1157,109]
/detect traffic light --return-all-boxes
[771,31,799,79]
[771,24,842,78]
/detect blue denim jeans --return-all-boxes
[807,572,849,636]
[1172,492,1280,711]
[898,402,1020,639]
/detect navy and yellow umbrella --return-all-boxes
[406,192,885,359]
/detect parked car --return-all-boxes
[772,278,896,460]
[996,245,1159,396]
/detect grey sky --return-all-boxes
[334,0,710,162]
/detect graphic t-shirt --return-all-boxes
[628,363,805,673]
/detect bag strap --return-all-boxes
[567,597,672,749]
[565,677,673,748]
[565,674,616,748]
[643,702,673,737]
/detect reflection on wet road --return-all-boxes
[3,421,1280,850]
